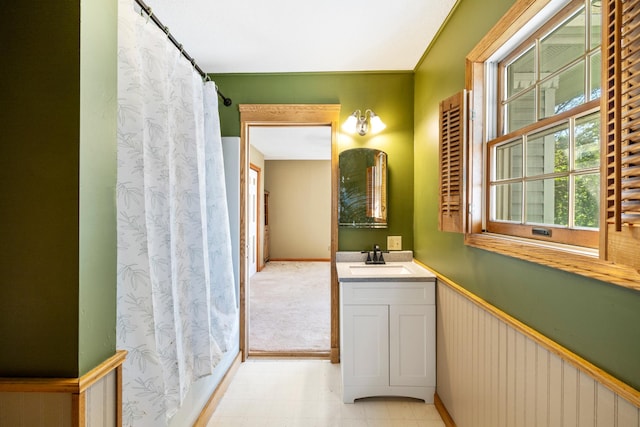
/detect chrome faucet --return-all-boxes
[362,244,387,264]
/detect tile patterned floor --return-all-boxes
[208,359,445,427]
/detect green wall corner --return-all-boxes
[0,0,117,377]
[78,0,118,375]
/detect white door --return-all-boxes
[248,168,258,277]
[389,304,435,387]
[341,304,389,387]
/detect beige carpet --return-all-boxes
[249,261,330,352]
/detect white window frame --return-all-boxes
[463,0,640,290]
[481,0,601,249]
[463,0,631,284]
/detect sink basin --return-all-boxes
[336,253,436,282]
[349,264,412,276]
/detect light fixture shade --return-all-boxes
[368,111,386,134]
[341,108,385,136]
[342,111,360,134]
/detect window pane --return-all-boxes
[495,140,523,180]
[589,51,601,100]
[575,112,600,169]
[540,61,586,118]
[526,124,569,176]
[574,173,600,228]
[526,178,569,225]
[590,0,602,49]
[494,182,523,222]
[506,89,536,133]
[540,8,586,75]
[507,46,535,98]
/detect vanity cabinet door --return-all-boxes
[342,304,389,387]
[389,304,436,387]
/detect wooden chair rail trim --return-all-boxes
[465,233,640,291]
[0,377,80,393]
[0,350,127,394]
[414,259,640,409]
[78,350,127,392]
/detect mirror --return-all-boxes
[339,148,387,228]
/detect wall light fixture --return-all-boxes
[342,109,386,136]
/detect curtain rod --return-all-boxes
[133,0,233,107]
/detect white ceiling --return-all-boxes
[143,0,457,157]
[145,0,457,74]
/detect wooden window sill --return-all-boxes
[465,233,640,291]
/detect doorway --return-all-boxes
[248,130,332,356]
[248,165,260,277]
[238,104,341,362]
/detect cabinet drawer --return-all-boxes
[341,281,435,305]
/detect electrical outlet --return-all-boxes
[387,236,402,251]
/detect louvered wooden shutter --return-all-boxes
[603,0,640,269]
[439,91,466,233]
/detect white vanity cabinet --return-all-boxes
[340,280,436,403]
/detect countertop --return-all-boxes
[336,251,436,282]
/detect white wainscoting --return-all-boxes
[0,350,125,427]
[86,370,117,427]
[0,371,116,427]
[436,280,640,427]
[0,392,73,426]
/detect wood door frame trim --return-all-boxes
[239,104,341,363]
[249,163,263,272]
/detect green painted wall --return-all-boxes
[413,0,640,390]
[0,0,117,377]
[211,73,415,252]
[0,1,81,377]
[78,0,118,375]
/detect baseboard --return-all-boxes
[248,350,330,359]
[193,352,242,427]
[434,393,456,427]
[330,347,340,364]
[267,258,331,262]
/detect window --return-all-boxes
[499,2,602,134]
[488,109,600,247]
[485,0,601,248]
[461,0,640,288]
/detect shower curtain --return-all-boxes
[116,1,238,425]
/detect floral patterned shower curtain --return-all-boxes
[116,1,238,425]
